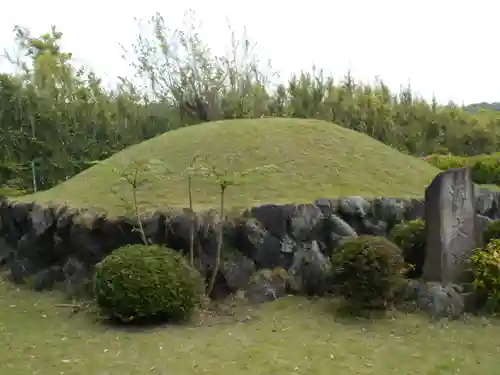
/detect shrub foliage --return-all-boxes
[389,219,426,278]
[425,154,469,171]
[471,239,500,312]
[426,153,500,185]
[483,220,500,246]
[471,156,500,185]
[331,235,406,309]
[93,244,203,323]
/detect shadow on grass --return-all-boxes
[97,316,187,333]
[318,295,417,326]
[92,297,266,334]
[80,304,201,333]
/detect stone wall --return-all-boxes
[0,187,499,298]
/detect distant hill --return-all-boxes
[464,102,500,113]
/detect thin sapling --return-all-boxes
[199,154,277,296]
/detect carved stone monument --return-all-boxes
[423,167,477,283]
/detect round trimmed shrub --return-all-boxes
[389,219,426,278]
[93,244,204,323]
[331,235,406,309]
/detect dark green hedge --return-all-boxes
[426,153,500,185]
[93,244,204,324]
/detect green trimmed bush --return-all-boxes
[471,239,500,312]
[389,219,426,278]
[331,235,406,310]
[425,153,469,171]
[483,220,500,246]
[471,157,500,185]
[93,244,204,323]
[426,152,500,185]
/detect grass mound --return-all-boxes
[22,118,441,215]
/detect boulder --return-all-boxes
[245,268,289,303]
[403,281,475,319]
[288,240,332,296]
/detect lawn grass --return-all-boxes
[19,118,441,216]
[1,278,500,375]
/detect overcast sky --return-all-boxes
[0,0,497,105]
